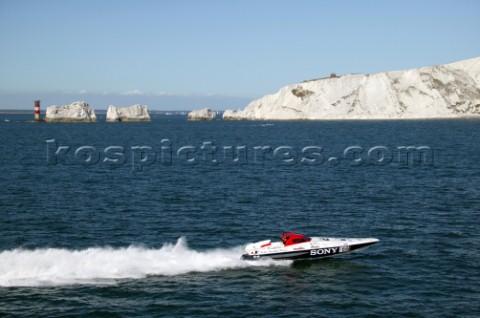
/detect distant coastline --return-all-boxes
[0,109,191,115]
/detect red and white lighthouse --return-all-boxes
[34,100,41,121]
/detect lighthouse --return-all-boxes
[34,100,41,121]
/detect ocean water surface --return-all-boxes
[0,115,479,317]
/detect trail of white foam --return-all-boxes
[0,238,291,287]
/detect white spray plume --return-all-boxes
[0,237,290,287]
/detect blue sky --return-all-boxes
[0,0,479,110]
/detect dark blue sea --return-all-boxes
[0,114,479,317]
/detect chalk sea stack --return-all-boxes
[106,105,151,122]
[187,108,217,121]
[45,101,97,122]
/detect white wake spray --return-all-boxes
[0,237,290,287]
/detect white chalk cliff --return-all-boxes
[106,104,151,122]
[45,101,97,122]
[187,108,217,120]
[223,57,480,120]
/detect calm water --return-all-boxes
[0,115,479,317]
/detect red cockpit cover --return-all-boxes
[281,232,311,246]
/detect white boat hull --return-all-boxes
[241,237,379,261]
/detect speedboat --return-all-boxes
[241,232,379,260]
